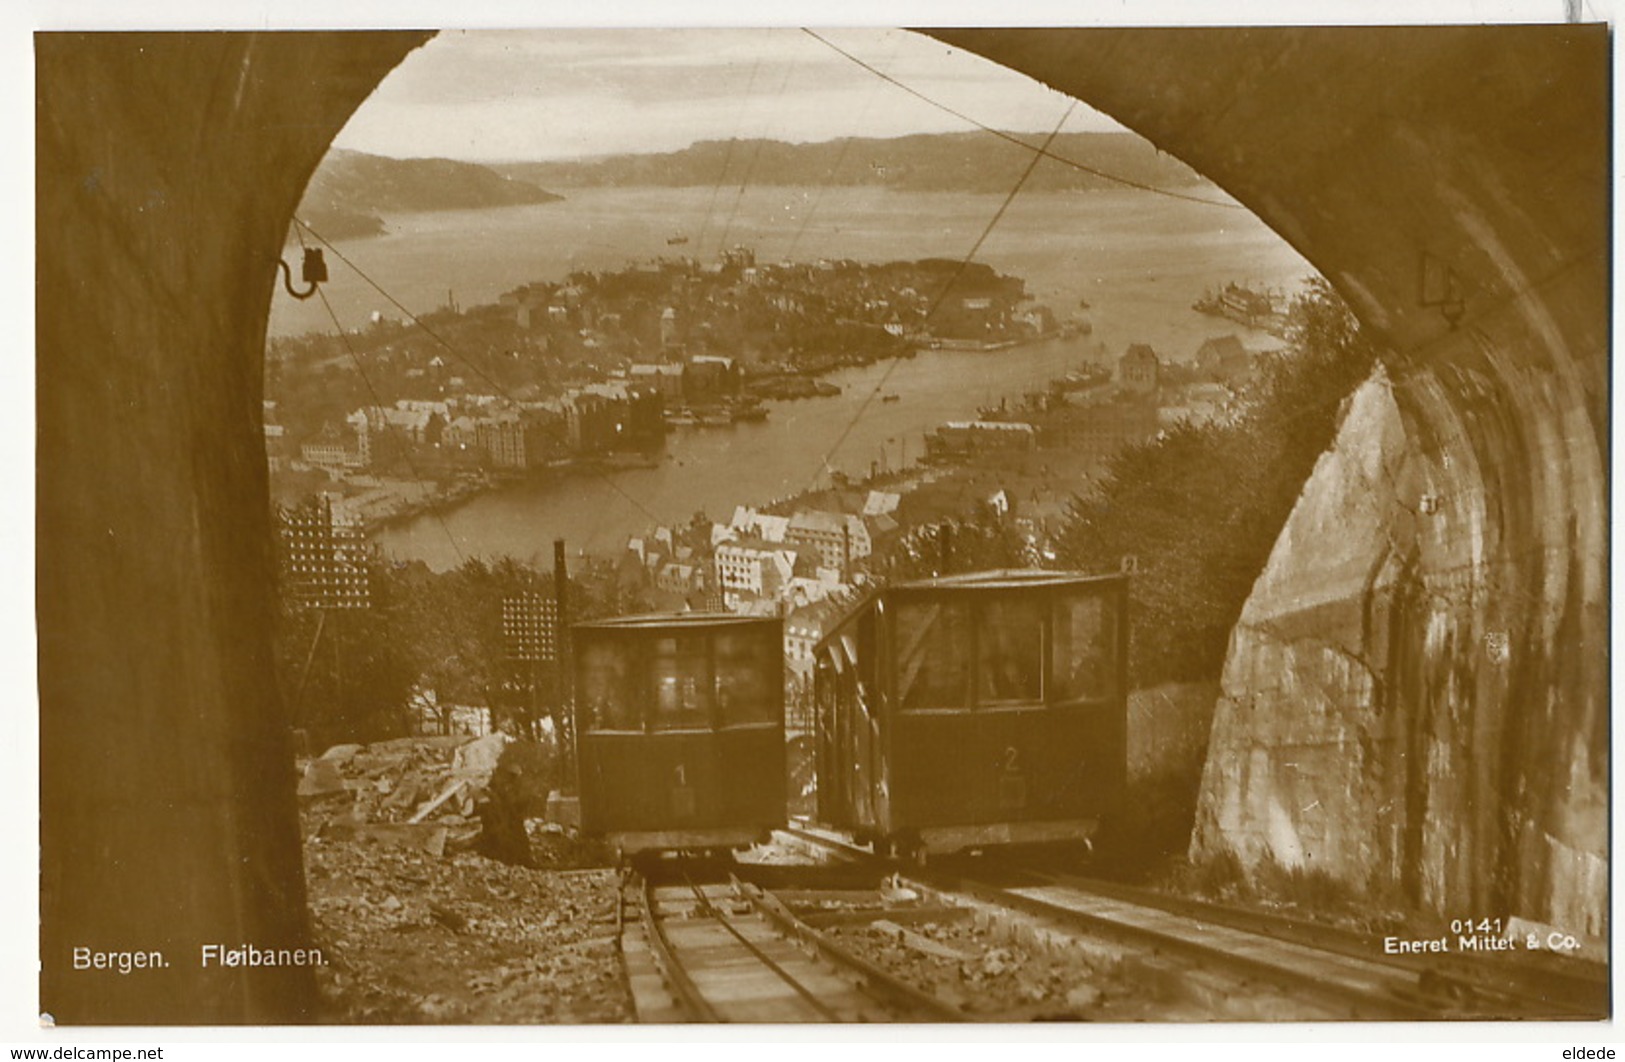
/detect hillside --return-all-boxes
[297,149,564,238]
[496,131,1208,195]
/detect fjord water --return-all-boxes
[271,184,1312,569]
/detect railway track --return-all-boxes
[942,872,1462,1020]
[1022,867,1608,1021]
[618,867,966,1022]
[779,825,1598,1021]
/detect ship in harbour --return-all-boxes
[1192,281,1290,338]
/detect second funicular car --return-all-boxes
[813,570,1128,863]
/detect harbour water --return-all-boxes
[271,185,1314,569]
[375,332,1104,568]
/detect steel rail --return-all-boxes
[1030,868,1606,1020]
[779,824,876,863]
[680,874,845,1022]
[941,874,1442,1021]
[793,819,1604,1018]
[733,876,969,1022]
[631,871,720,1022]
[782,828,1436,1019]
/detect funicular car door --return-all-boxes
[814,653,844,826]
[973,590,1048,819]
[889,589,976,827]
[829,626,878,831]
[1046,580,1127,813]
[712,622,784,827]
[857,606,888,830]
[647,630,716,826]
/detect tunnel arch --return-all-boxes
[36,27,1607,1023]
[932,27,1608,941]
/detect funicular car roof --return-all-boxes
[574,611,781,631]
[812,569,1125,656]
[891,569,1126,592]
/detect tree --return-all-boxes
[274,560,418,750]
[386,557,558,737]
[885,499,1031,582]
[1055,277,1379,685]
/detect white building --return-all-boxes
[715,539,798,607]
[863,490,901,517]
[730,506,790,543]
[786,510,872,572]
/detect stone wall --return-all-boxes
[37,32,429,1024]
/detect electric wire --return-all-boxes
[801,100,1079,497]
[290,31,1226,568]
[801,29,1242,211]
[290,223,471,568]
[290,216,665,529]
[315,289,470,570]
[782,32,895,263]
[293,217,510,396]
[695,55,763,258]
[782,135,857,264]
[716,58,800,256]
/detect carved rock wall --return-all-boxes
[1193,360,1606,935]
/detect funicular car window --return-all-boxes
[1051,590,1115,702]
[580,639,638,731]
[895,598,972,711]
[978,596,1044,704]
[856,609,878,692]
[815,654,836,725]
[715,629,775,726]
[651,635,713,730]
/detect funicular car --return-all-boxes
[572,612,785,857]
[813,570,1128,862]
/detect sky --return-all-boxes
[330,28,1122,162]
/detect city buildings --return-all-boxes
[1118,342,1161,395]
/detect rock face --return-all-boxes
[1192,364,1605,936]
[934,24,1608,941]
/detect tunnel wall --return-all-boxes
[934,27,1608,931]
[37,32,428,1024]
[35,27,1608,1027]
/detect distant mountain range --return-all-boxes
[296,149,564,239]
[494,131,1208,195]
[294,132,1209,241]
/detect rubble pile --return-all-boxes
[297,735,629,1024]
[303,734,507,828]
[830,916,1112,1019]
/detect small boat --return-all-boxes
[881,393,901,403]
[667,234,690,246]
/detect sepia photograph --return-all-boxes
[29,7,1611,1041]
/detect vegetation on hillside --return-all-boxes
[294,149,564,240]
[1054,277,1380,686]
[275,549,657,749]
